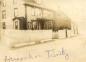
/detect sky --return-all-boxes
[43,0,86,35]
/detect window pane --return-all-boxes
[2,22,6,29]
[2,10,6,19]
[13,0,17,4]
[15,21,18,29]
[14,8,18,17]
[2,0,6,7]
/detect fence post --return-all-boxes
[65,29,68,38]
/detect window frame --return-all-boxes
[2,0,6,7]
[15,21,18,29]
[2,10,6,19]
[14,8,18,17]
[2,22,6,29]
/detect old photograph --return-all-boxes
[0,0,86,62]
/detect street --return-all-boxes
[0,34,86,62]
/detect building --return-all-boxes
[0,1,1,39]
[0,1,1,29]
[0,0,75,43]
[0,0,72,33]
[0,0,55,30]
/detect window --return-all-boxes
[15,21,18,29]
[0,1,1,5]
[36,0,41,4]
[28,22,32,29]
[32,8,41,17]
[2,22,6,29]
[13,0,15,4]
[32,21,37,30]
[14,8,18,17]
[2,10,6,19]
[32,7,35,16]
[13,0,17,4]
[2,0,6,7]
[35,8,40,16]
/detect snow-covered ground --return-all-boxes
[0,33,86,62]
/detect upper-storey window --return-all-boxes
[0,1,1,5]
[13,0,17,4]
[36,0,41,4]
[14,8,18,17]
[2,0,6,7]
[32,7,35,16]
[2,10,6,19]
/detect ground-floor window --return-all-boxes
[15,21,18,29]
[27,20,53,30]
[2,22,6,29]
[27,22,32,29]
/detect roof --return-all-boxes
[24,0,56,13]
[24,0,36,3]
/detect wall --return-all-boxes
[1,30,52,47]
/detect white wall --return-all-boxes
[1,30,52,47]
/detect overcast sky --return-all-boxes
[43,0,86,34]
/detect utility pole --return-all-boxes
[65,29,68,38]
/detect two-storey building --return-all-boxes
[0,0,55,30]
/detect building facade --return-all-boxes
[0,1,1,29]
[0,0,55,30]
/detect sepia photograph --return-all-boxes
[0,0,86,62]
